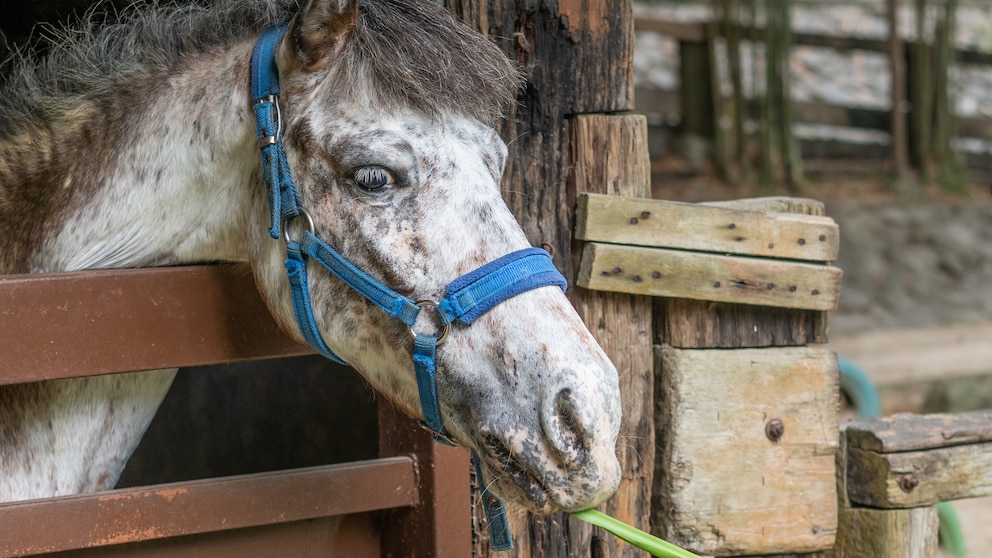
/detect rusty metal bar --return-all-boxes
[0,265,311,386]
[43,514,381,558]
[0,458,418,557]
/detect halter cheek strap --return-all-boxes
[251,24,568,552]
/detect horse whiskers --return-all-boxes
[615,433,646,468]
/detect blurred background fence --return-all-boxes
[633,0,992,194]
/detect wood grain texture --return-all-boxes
[0,265,309,385]
[445,0,634,281]
[832,506,938,558]
[846,443,992,508]
[578,242,843,311]
[655,298,830,348]
[654,345,839,556]
[845,410,992,453]
[576,194,839,262]
[701,196,827,216]
[566,115,654,557]
[652,195,833,349]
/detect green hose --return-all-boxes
[840,357,966,556]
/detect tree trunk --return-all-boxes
[443,2,646,557]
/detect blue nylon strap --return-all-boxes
[472,452,513,551]
[412,334,445,435]
[285,244,349,365]
[300,231,421,326]
[250,23,286,100]
[437,247,566,325]
[257,133,302,238]
[251,23,299,239]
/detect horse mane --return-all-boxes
[342,1,522,123]
[0,0,521,137]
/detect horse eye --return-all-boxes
[353,166,397,191]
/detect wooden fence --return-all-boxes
[0,265,472,557]
[634,15,992,174]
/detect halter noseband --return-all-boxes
[251,24,567,551]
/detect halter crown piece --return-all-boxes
[251,24,569,552]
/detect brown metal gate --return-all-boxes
[0,264,471,557]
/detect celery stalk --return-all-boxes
[571,509,700,558]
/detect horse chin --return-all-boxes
[475,433,622,515]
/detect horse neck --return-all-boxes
[2,43,260,274]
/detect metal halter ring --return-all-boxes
[410,300,451,346]
[282,208,316,244]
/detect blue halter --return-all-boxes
[251,24,567,551]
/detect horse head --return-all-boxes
[245,0,622,514]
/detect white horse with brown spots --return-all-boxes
[0,0,622,519]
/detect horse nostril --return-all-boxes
[547,388,590,469]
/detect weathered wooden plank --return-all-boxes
[845,410,992,453]
[651,196,832,349]
[576,193,840,262]
[700,196,826,217]
[653,345,839,556]
[846,442,992,508]
[832,506,938,558]
[655,298,830,348]
[46,515,380,558]
[578,242,843,311]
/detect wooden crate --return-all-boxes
[576,194,843,557]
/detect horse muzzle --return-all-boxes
[474,365,623,514]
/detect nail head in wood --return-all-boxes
[765,418,785,442]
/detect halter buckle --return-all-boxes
[410,300,450,346]
[256,94,282,150]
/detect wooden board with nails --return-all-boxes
[653,345,840,556]
[844,411,992,508]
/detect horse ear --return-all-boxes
[284,0,360,72]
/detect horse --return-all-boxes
[0,0,622,519]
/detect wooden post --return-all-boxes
[887,0,912,182]
[638,198,841,557]
[681,38,716,165]
[568,114,654,557]
[445,0,633,281]
[443,2,642,556]
[844,410,992,508]
[910,0,933,176]
[378,403,472,558]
